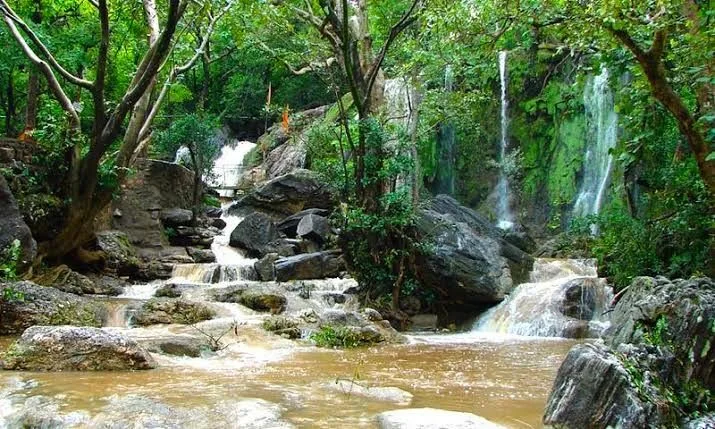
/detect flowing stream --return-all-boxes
[496,51,515,230]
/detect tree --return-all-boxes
[155,114,220,218]
[0,0,230,262]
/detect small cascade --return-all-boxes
[496,51,514,230]
[573,67,618,223]
[171,263,257,284]
[209,140,257,198]
[473,259,613,338]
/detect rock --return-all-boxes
[322,292,346,305]
[0,281,104,335]
[326,380,413,405]
[274,251,345,282]
[86,275,128,296]
[210,218,227,229]
[410,314,438,331]
[229,212,279,257]
[187,247,216,263]
[543,342,656,428]
[2,395,90,427]
[427,196,534,280]
[264,139,307,179]
[684,414,715,429]
[133,299,215,326]
[559,277,606,320]
[255,253,280,281]
[277,208,330,238]
[2,326,157,371]
[160,208,194,227]
[0,175,37,270]
[229,169,335,218]
[362,308,383,322]
[415,209,512,307]
[399,296,421,316]
[154,283,185,298]
[262,316,301,339]
[95,230,140,275]
[376,408,505,429]
[111,159,195,248]
[296,213,330,244]
[544,276,715,427]
[33,265,122,296]
[501,226,537,253]
[142,337,205,357]
[135,260,174,281]
[169,225,220,248]
[205,207,223,218]
[212,287,287,314]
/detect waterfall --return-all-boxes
[572,67,618,222]
[473,259,613,338]
[496,52,514,230]
[209,140,257,198]
[434,65,456,195]
[174,146,191,164]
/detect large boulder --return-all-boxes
[132,299,215,326]
[95,230,140,275]
[33,265,122,296]
[2,326,157,371]
[277,208,330,238]
[229,213,279,257]
[160,208,193,227]
[274,251,345,281]
[296,214,330,244]
[543,276,715,427]
[0,175,36,269]
[0,281,104,335]
[376,408,504,429]
[229,169,335,218]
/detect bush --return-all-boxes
[0,240,22,282]
[310,325,364,348]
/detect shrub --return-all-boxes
[0,240,22,281]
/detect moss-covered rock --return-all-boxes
[132,299,215,326]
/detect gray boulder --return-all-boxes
[0,175,36,270]
[277,208,330,238]
[255,253,280,281]
[33,265,122,296]
[229,169,335,218]
[142,336,206,357]
[0,281,103,335]
[133,299,215,326]
[2,326,157,371]
[559,277,606,320]
[274,251,345,281]
[296,214,330,244]
[95,230,140,275]
[377,408,504,429]
[187,247,216,263]
[229,213,279,257]
[160,208,193,227]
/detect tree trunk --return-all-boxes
[5,69,15,136]
[25,69,39,132]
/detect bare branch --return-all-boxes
[0,0,94,89]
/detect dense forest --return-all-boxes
[0,0,712,427]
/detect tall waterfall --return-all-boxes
[433,66,456,195]
[496,52,514,230]
[473,259,613,338]
[572,67,618,220]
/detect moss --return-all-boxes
[41,302,103,327]
[262,316,301,339]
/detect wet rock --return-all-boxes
[2,326,157,371]
[187,247,216,263]
[377,408,505,429]
[160,208,193,227]
[229,169,335,218]
[210,218,227,229]
[296,214,330,244]
[326,380,413,405]
[89,395,295,428]
[213,287,287,314]
[205,207,223,218]
[134,260,174,281]
[274,250,345,281]
[0,175,36,270]
[255,253,280,281]
[318,310,407,345]
[262,316,301,339]
[229,212,279,257]
[559,277,605,320]
[95,230,140,275]
[2,396,90,427]
[322,292,346,305]
[154,283,185,298]
[142,337,205,357]
[362,308,383,322]
[0,281,104,335]
[501,226,536,254]
[133,299,215,326]
[169,225,219,248]
[543,342,655,428]
[87,275,129,296]
[33,265,123,296]
[277,208,330,238]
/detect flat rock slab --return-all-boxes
[326,380,413,405]
[377,408,505,429]
[2,326,157,371]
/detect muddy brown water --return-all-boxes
[0,333,577,428]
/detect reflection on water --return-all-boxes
[0,334,576,428]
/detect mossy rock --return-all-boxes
[262,316,300,339]
[132,299,215,326]
[238,292,287,314]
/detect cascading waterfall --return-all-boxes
[433,66,456,195]
[473,258,613,337]
[496,51,514,230]
[572,67,618,223]
[209,140,257,198]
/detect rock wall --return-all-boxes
[0,138,38,166]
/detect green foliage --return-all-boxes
[310,325,364,349]
[155,113,221,178]
[0,240,22,282]
[203,194,221,208]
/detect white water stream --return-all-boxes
[496,51,515,230]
